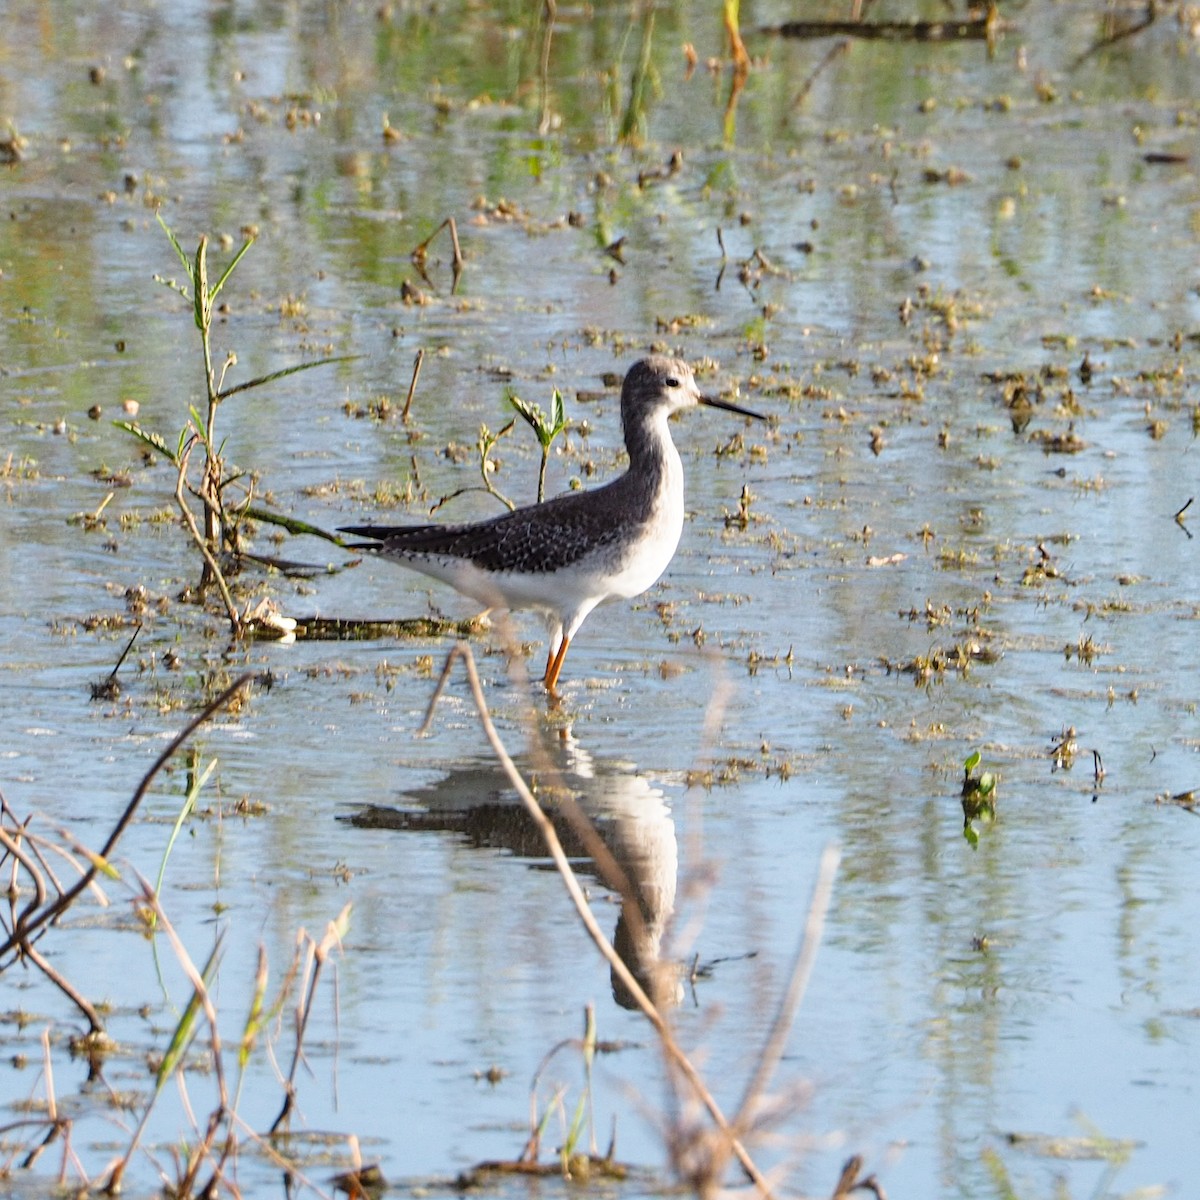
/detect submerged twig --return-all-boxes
[91,623,142,701]
[789,39,850,110]
[1070,0,1157,69]
[1174,496,1192,537]
[268,904,351,1135]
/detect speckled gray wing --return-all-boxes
[340,482,649,575]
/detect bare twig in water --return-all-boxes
[411,217,465,293]
[0,673,260,965]
[25,941,105,1034]
[790,39,850,110]
[733,846,840,1129]
[103,891,229,1198]
[765,10,1003,43]
[1070,0,1157,69]
[11,1028,85,1184]
[176,436,243,634]
[401,347,426,422]
[91,623,142,701]
[268,904,351,1134]
[831,1153,888,1199]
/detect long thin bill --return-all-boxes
[700,393,766,420]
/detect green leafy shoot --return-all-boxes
[153,755,216,907]
[962,749,998,846]
[507,387,567,449]
[506,387,568,502]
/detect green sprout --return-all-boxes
[961,750,999,847]
[507,386,567,503]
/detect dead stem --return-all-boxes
[401,347,425,422]
[733,845,840,1131]
[268,905,350,1135]
[0,673,260,964]
[789,39,850,110]
[1070,0,1156,69]
[0,810,48,932]
[426,641,776,1198]
[177,436,243,634]
[411,218,464,292]
[15,1028,83,1185]
[24,940,104,1033]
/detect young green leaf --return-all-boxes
[112,421,179,465]
[156,211,195,280]
[155,933,225,1090]
[209,235,255,306]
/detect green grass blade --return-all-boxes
[565,1091,588,1157]
[193,237,208,331]
[153,757,215,901]
[156,211,194,280]
[217,355,360,401]
[209,236,256,305]
[188,405,209,440]
[238,947,269,1071]
[112,420,180,466]
[155,932,224,1090]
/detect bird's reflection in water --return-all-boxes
[345,731,681,1010]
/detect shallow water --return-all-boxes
[3,1,1200,1196]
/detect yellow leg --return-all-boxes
[543,636,571,692]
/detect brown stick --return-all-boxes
[176,437,242,634]
[401,347,425,422]
[790,39,850,109]
[733,846,840,1129]
[766,16,997,40]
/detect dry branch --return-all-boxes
[424,641,776,1197]
[0,673,260,966]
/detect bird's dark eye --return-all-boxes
[666,376,680,388]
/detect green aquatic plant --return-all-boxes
[961,749,998,846]
[116,214,352,634]
[507,385,567,503]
